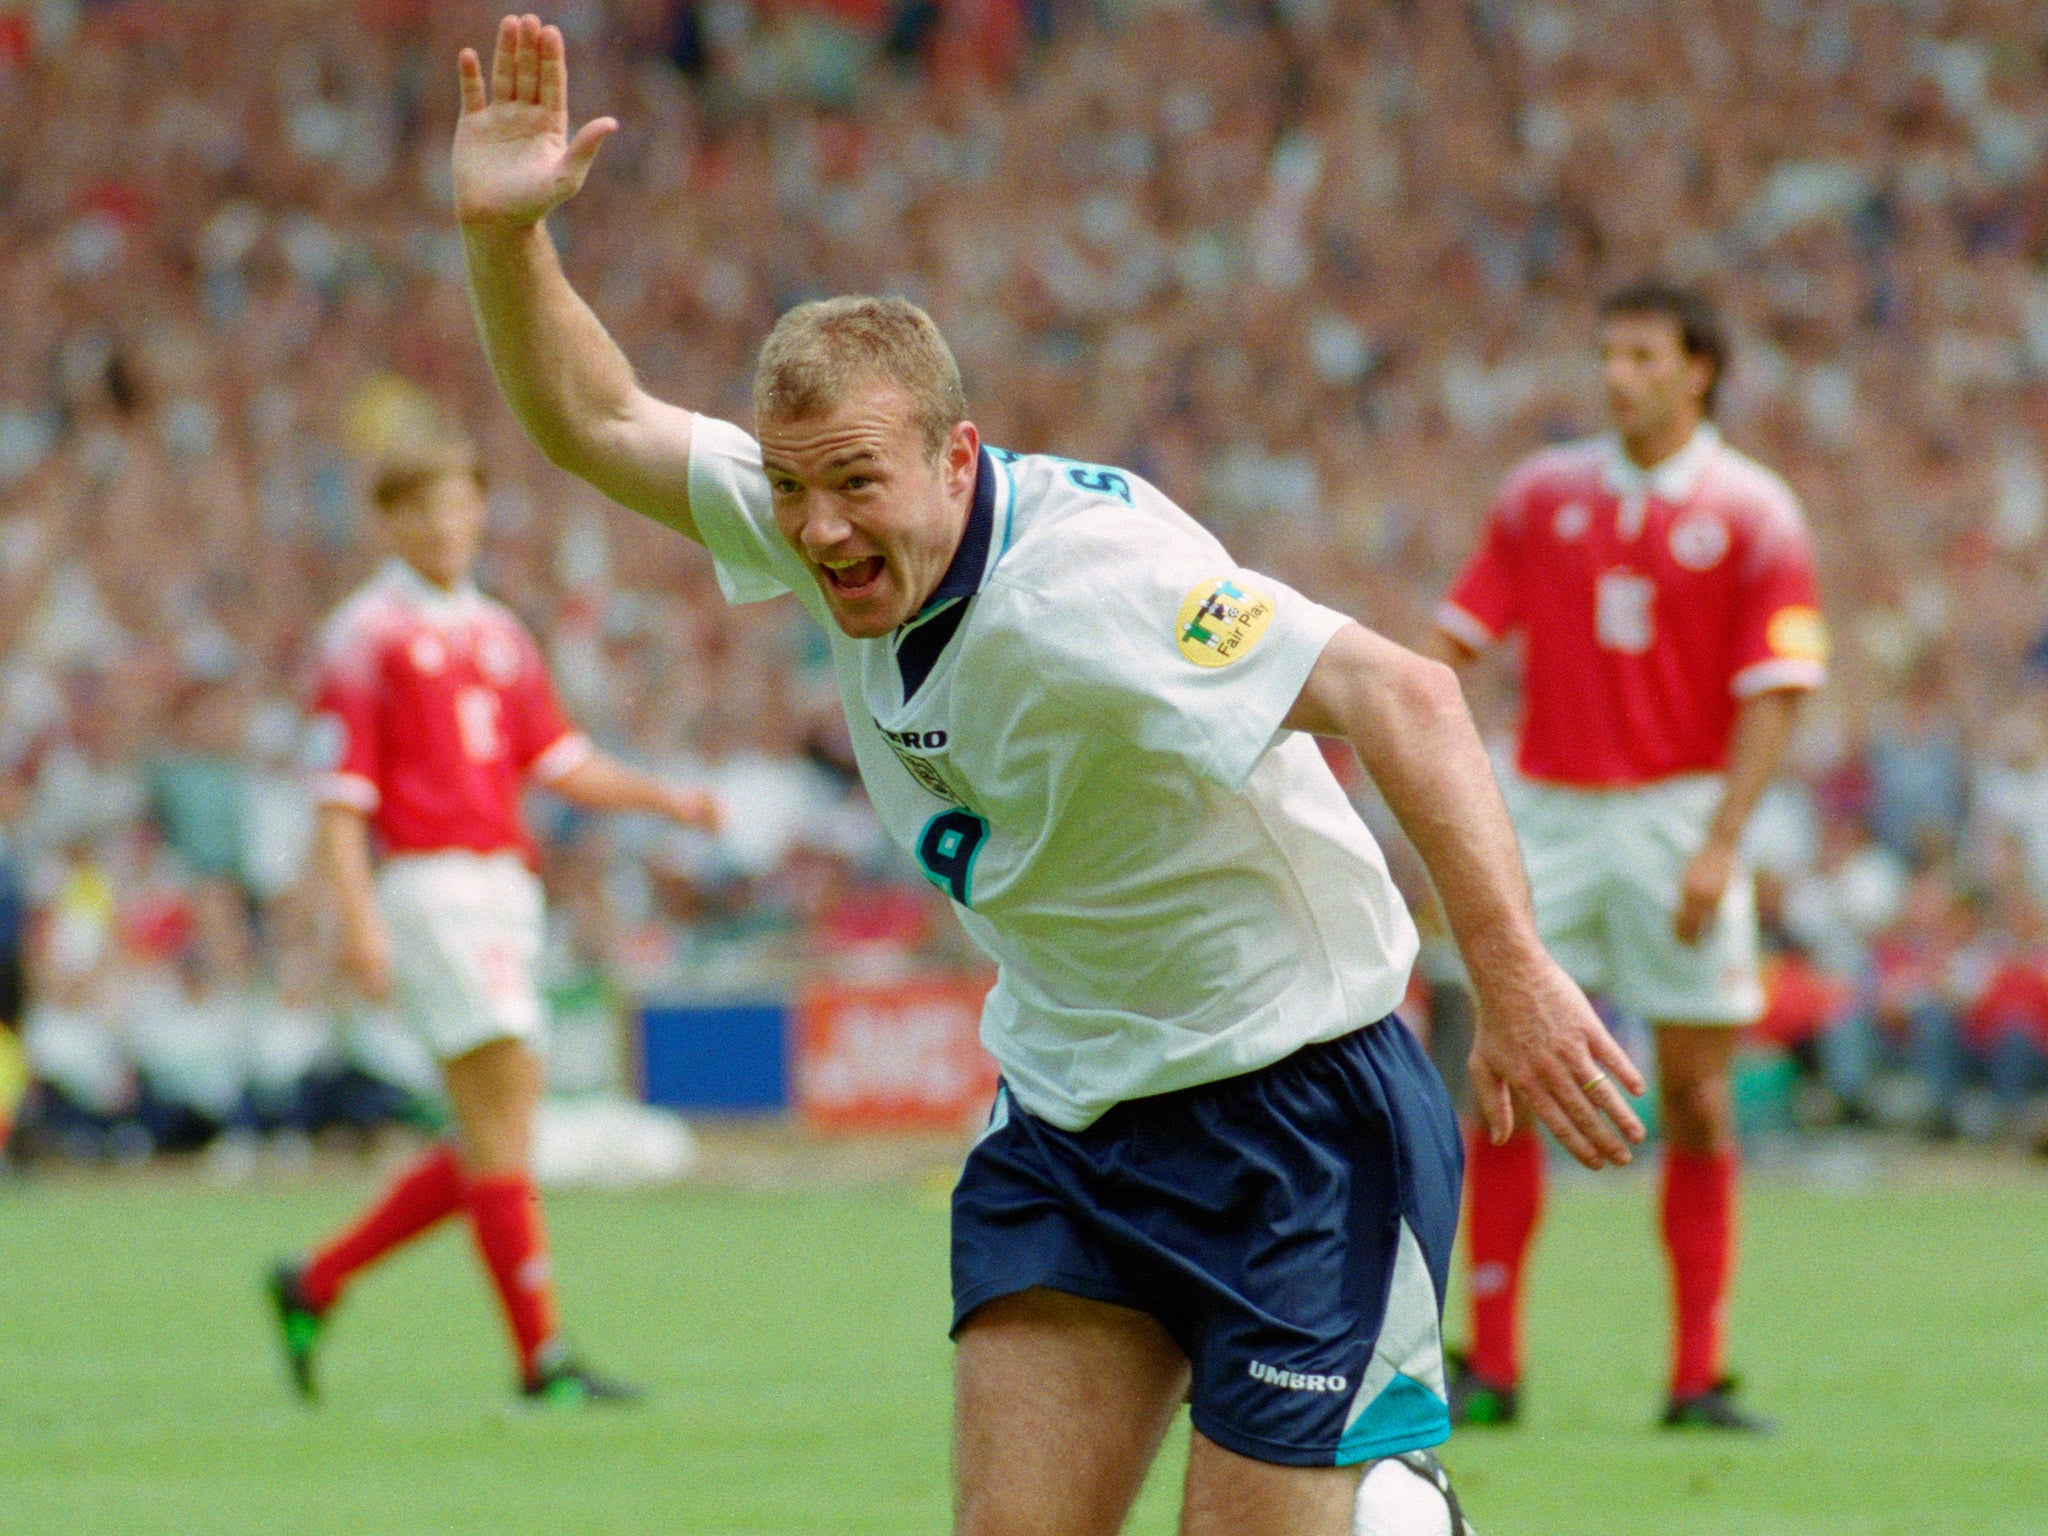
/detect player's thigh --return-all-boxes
[1180,1428,1359,1536]
[953,1287,1188,1536]
[1504,778,1610,994]
[378,853,548,1064]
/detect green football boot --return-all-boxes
[266,1261,324,1402]
[1445,1349,1519,1427]
[522,1354,644,1407]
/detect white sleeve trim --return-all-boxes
[1732,658,1826,698]
[529,732,595,785]
[1433,600,1498,652]
[312,772,379,813]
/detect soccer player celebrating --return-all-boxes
[451,17,1644,1529]
[1432,283,1828,1432]
[268,434,718,1405]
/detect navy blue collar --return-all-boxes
[894,448,995,698]
[917,447,996,617]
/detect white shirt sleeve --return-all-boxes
[686,414,801,605]
[993,512,1351,794]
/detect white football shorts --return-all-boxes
[376,850,547,1062]
[1506,772,1763,1028]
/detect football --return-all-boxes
[1354,1452,1475,1536]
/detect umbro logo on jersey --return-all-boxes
[1248,1360,1349,1394]
[881,727,948,751]
[1177,578,1274,668]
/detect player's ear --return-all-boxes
[1685,351,1714,408]
[943,418,980,486]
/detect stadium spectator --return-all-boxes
[2,0,2048,1158]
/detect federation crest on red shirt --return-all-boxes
[409,633,448,674]
[479,632,523,686]
[1669,516,1730,571]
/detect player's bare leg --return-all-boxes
[1181,1430,1360,1536]
[441,1035,544,1174]
[953,1288,1187,1536]
[442,1035,635,1402]
[1652,1023,1766,1431]
[1652,1024,1737,1155]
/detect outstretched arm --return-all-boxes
[1284,623,1646,1169]
[455,14,700,539]
[546,752,720,830]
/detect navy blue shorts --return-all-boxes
[951,1018,1462,1468]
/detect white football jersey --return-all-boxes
[689,415,1418,1129]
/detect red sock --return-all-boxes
[300,1145,465,1312]
[1464,1124,1545,1388]
[1662,1146,1738,1399]
[465,1172,559,1383]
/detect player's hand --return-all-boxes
[340,917,393,1003]
[1468,953,1646,1169]
[1674,834,1737,946]
[663,786,722,834]
[453,15,617,233]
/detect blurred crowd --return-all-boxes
[3,0,2048,1161]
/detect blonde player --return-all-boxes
[445,19,1645,1530]
[268,437,717,1403]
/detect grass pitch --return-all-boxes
[1,1151,2044,1536]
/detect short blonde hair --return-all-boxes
[370,435,483,511]
[753,296,967,458]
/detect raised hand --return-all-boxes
[1467,953,1647,1169]
[454,14,617,233]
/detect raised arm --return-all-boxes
[454,14,700,540]
[1284,623,1647,1168]
[545,751,720,831]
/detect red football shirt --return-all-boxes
[1438,425,1827,788]
[309,561,590,859]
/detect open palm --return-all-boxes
[453,14,616,231]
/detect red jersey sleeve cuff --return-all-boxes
[1433,600,1499,653]
[1732,658,1827,698]
[529,732,595,786]
[312,772,380,813]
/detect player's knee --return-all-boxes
[1659,1073,1734,1151]
[447,1081,537,1173]
[455,1119,532,1176]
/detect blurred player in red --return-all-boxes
[1432,283,1827,1431]
[268,437,717,1404]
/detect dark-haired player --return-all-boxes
[1433,283,1828,1431]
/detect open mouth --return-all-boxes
[820,556,886,599]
